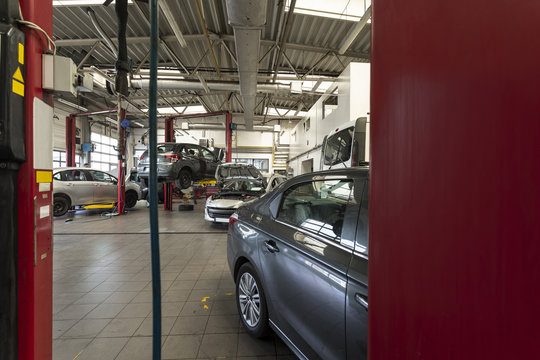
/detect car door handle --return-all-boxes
[264,240,279,253]
[355,293,368,310]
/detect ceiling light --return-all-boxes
[53,0,133,6]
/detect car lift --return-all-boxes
[65,108,127,214]
[162,111,233,211]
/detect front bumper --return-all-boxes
[204,206,235,223]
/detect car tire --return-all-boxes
[53,195,71,217]
[125,191,138,208]
[178,204,194,211]
[236,262,270,338]
[176,168,192,189]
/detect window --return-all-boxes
[88,170,115,183]
[304,118,311,132]
[323,96,338,118]
[182,145,199,158]
[53,150,81,168]
[323,127,353,166]
[57,169,88,181]
[277,179,353,242]
[53,172,62,180]
[200,148,216,161]
[91,133,118,171]
[233,158,269,172]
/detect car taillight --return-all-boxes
[229,213,239,227]
[165,154,180,162]
[140,154,144,159]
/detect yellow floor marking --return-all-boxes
[73,349,83,360]
[225,292,233,296]
[203,305,209,309]
[202,296,210,302]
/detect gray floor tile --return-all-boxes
[75,337,129,360]
[62,319,110,338]
[97,317,144,337]
[114,336,153,360]
[53,338,92,360]
[103,291,139,304]
[74,292,112,305]
[134,316,176,336]
[170,316,209,335]
[197,333,238,358]
[180,301,213,317]
[237,333,277,357]
[205,315,240,334]
[162,335,202,360]
[55,304,98,320]
[53,320,78,339]
[116,302,152,318]
[84,303,126,319]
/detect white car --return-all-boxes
[205,164,285,223]
[53,167,143,216]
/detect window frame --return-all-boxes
[275,177,357,248]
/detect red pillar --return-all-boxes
[116,110,126,214]
[225,111,232,162]
[370,1,540,359]
[18,1,53,360]
[164,117,174,210]
[65,115,76,166]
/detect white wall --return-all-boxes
[287,62,370,176]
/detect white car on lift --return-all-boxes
[52,167,143,216]
[204,163,286,223]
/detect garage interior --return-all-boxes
[2,0,540,360]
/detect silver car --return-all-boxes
[53,167,142,216]
[227,167,369,360]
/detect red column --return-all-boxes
[370,1,540,359]
[164,117,174,210]
[18,1,53,360]
[65,115,76,166]
[225,111,232,162]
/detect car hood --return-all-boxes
[206,198,244,209]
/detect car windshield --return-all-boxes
[219,166,260,179]
[323,127,353,166]
[222,180,263,192]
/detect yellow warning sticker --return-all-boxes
[13,67,23,82]
[19,43,24,64]
[36,170,53,183]
[12,66,24,97]
[13,79,24,96]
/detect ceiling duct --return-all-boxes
[130,79,289,94]
[225,0,268,130]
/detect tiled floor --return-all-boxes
[53,201,295,360]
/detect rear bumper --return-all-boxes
[137,164,176,183]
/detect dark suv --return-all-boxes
[137,143,222,188]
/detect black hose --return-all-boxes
[86,8,118,57]
[148,0,162,359]
[115,0,129,96]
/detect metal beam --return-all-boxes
[159,0,188,47]
[76,41,101,71]
[55,35,370,59]
[338,6,372,54]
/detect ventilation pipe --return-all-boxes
[131,79,289,93]
[225,0,268,130]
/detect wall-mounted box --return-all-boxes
[42,54,78,95]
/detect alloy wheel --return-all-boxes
[238,272,261,327]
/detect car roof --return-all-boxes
[54,167,114,173]
[291,166,369,182]
[218,162,255,168]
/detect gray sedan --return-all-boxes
[227,167,369,360]
[53,168,142,216]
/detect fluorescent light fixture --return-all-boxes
[286,0,371,21]
[105,116,117,124]
[53,0,133,6]
[132,121,144,128]
[57,98,88,112]
[182,105,206,114]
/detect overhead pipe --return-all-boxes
[87,8,118,57]
[131,78,290,93]
[225,0,268,130]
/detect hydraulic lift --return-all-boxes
[162,111,233,211]
[65,108,128,214]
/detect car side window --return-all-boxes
[53,172,62,181]
[200,148,216,161]
[183,145,199,158]
[88,170,114,183]
[277,179,353,242]
[62,170,88,181]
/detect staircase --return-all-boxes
[273,144,289,170]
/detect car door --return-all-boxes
[181,144,202,178]
[57,169,94,205]
[200,147,219,178]
[257,176,357,360]
[87,170,117,203]
[345,178,369,359]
